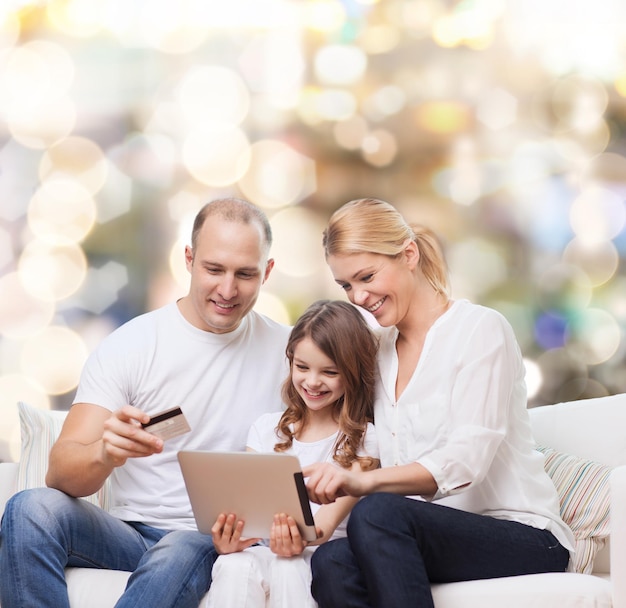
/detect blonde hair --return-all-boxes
[323,198,450,297]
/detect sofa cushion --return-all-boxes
[17,401,112,510]
[537,445,611,574]
[431,571,611,608]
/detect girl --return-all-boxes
[304,198,575,608]
[207,299,380,608]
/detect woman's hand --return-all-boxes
[211,513,260,555]
[269,513,308,557]
[303,462,369,504]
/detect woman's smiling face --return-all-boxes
[327,250,417,328]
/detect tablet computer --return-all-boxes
[177,450,317,542]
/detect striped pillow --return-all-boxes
[17,401,111,510]
[537,444,611,574]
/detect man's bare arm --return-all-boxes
[46,403,164,497]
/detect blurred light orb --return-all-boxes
[534,311,568,350]
[239,33,305,97]
[562,237,619,287]
[361,129,398,167]
[8,96,76,149]
[47,0,104,38]
[77,261,128,315]
[18,240,88,302]
[96,163,133,223]
[178,66,250,128]
[28,178,97,245]
[566,308,621,366]
[300,0,346,32]
[271,207,326,278]
[414,101,470,134]
[477,88,518,130]
[182,125,251,187]
[238,139,317,209]
[0,272,55,339]
[536,263,593,312]
[0,373,50,463]
[254,291,290,325]
[136,1,209,54]
[314,89,357,121]
[333,115,368,150]
[2,40,74,104]
[169,237,190,290]
[447,238,507,297]
[551,75,608,133]
[314,44,367,86]
[20,325,88,395]
[359,24,401,54]
[0,226,11,270]
[523,358,542,400]
[0,9,20,49]
[363,85,406,120]
[39,136,108,195]
[570,185,625,245]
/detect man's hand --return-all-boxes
[101,405,164,468]
[211,513,260,555]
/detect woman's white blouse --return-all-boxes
[374,299,575,553]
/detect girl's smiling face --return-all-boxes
[291,337,345,414]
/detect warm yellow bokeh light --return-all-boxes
[178,66,250,128]
[8,96,76,149]
[182,125,251,186]
[300,0,346,33]
[39,136,108,195]
[314,44,367,86]
[27,178,97,245]
[18,240,88,302]
[361,129,398,167]
[333,115,368,150]
[169,237,190,290]
[271,207,327,278]
[254,291,291,325]
[562,237,619,287]
[238,139,317,209]
[20,325,89,395]
[0,272,55,339]
[47,0,104,38]
[414,101,470,134]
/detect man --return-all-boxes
[0,198,291,607]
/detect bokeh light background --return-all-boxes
[1,0,626,459]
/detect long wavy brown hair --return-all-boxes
[275,300,378,470]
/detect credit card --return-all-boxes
[142,406,191,441]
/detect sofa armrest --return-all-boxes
[0,462,18,519]
[611,465,626,608]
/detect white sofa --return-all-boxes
[1,393,625,607]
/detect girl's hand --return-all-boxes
[303,462,366,504]
[269,513,307,557]
[211,513,260,555]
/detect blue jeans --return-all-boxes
[0,488,217,608]
[311,493,570,608]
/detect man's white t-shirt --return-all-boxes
[247,411,379,540]
[74,302,291,530]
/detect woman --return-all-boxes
[303,198,574,608]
